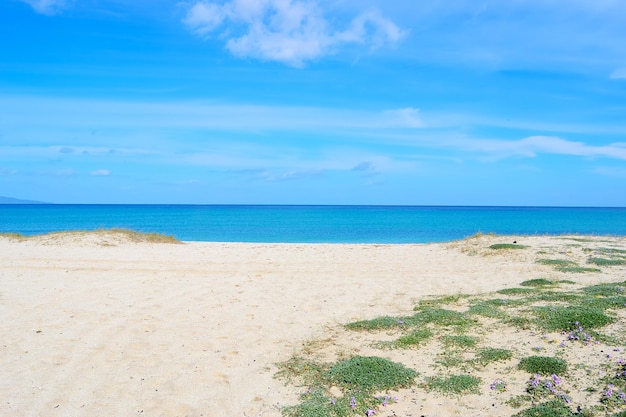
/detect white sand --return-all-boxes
[0,233,623,416]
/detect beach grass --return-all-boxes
[0,228,180,244]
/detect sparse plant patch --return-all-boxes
[435,352,467,369]
[0,232,27,240]
[279,356,417,417]
[276,356,326,385]
[526,374,571,405]
[497,288,535,296]
[524,292,581,303]
[411,307,475,328]
[442,335,479,349]
[419,294,467,307]
[588,258,626,266]
[467,301,504,318]
[520,278,554,287]
[424,374,481,395]
[345,315,408,331]
[489,243,528,250]
[490,379,507,392]
[512,400,578,417]
[518,356,567,376]
[597,247,626,255]
[537,259,577,268]
[278,237,626,415]
[582,295,626,311]
[583,282,626,297]
[475,348,513,367]
[505,315,533,330]
[392,329,433,349]
[536,259,600,273]
[560,266,602,273]
[534,306,615,332]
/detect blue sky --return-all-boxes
[1,0,625,205]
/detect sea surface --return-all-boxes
[1,205,625,243]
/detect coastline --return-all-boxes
[2,205,625,244]
[1,232,625,416]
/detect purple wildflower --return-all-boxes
[366,410,376,416]
[491,379,506,392]
[350,397,357,409]
[531,375,540,388]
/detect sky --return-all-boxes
[1,0,625,205]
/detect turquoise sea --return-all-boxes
[0,205,625,243]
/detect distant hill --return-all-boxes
[0,196,49,204]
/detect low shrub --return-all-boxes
[325,356,418,393]
[518,356,567,376]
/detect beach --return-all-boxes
[1,232,625,416]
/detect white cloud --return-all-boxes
[593,166,626,177]
[0,95,425,135]
[20,0,69,15]
[337,9,404,47]
[183,2,226,36]
[610,68,626,80]
[351,161,378,177]
[255,168,325,181]
[383,108,423,128]
[183,0,404,66]
[90,169,111,176]
[460,136,626,160]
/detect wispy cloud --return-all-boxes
[0,96,424,135]
[384,108,423,128]
[610,68,626,80]
[593,166,626,177]
[254,168,325,182]
[90,169,111,176]
[351,161,379,177]
[182,0,404,66]
[457,136,626,160]
[19,0,69,15]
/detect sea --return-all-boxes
[1,205,625,244]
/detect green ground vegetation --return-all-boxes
[276,239,626,417]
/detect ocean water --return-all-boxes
[0,205,625,243]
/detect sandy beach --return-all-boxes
[1,232,625,417]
